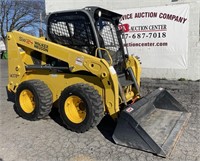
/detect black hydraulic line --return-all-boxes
[25,65,70,71]
[127,67,140,95]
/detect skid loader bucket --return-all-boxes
[113,88,191,157]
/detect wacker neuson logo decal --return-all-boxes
[34,41,48,52]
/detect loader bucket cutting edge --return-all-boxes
[112,88,191,157]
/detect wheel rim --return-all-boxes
[19,89,35,113]
[64,95,86,124]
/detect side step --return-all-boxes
[112,88,191,157]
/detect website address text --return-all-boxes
[124,42,168,47]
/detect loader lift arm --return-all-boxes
[7,31,119,115]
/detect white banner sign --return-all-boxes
[117,4,189,69]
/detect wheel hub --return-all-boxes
[64,95,86,124]
[19,89,35,113]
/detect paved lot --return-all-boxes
[0,59,199,161]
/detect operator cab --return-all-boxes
[47,7,126,74]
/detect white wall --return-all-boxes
[45,0,200,80]
[45,0,200,13]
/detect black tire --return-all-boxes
[59,83,104,133]
[15,80,53,120]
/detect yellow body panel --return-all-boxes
[7,31,141,117]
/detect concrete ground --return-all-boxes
[0,59,199,161]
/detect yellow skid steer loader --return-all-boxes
[6,7,190,157]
